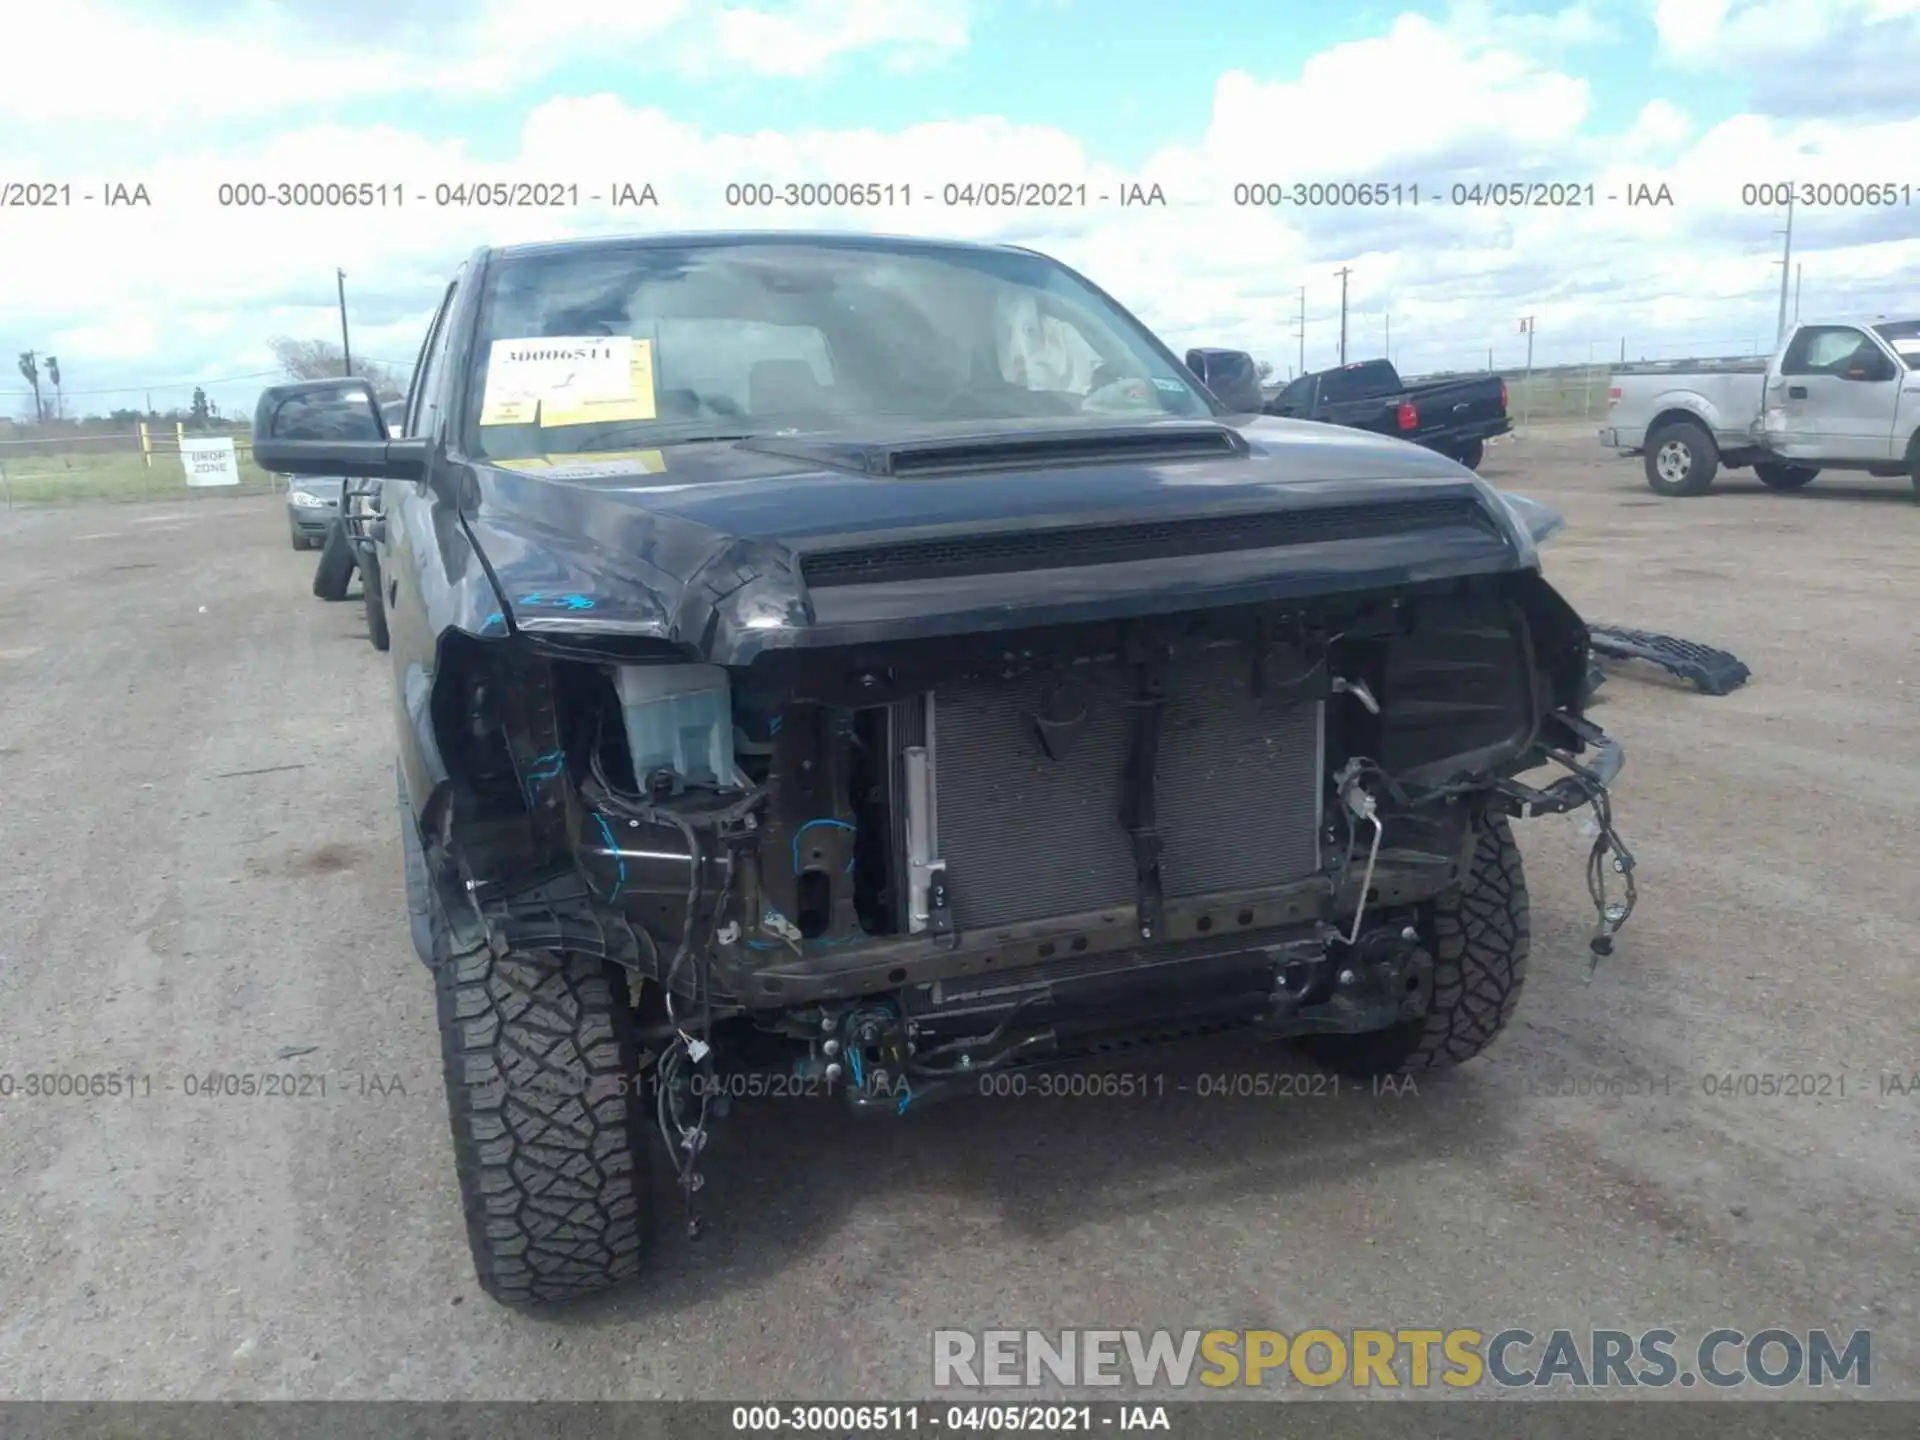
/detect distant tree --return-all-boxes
[16,351,42,422]
[189,386,211,427]
[266,335,401,397]
[1255,360,1274,381]
[44,355,62,419]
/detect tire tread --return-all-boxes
[434,946,650,1306]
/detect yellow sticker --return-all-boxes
[541,340,657,427]
[477,336,657,427]
[493,448,668,478]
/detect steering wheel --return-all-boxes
[1078,377,1159,414]
[934,385,1012,420]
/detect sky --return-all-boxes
[4,0,1920,420]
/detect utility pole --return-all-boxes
[1794,263,1803,323]
[1517,316,1536,429]
[1384,313,1390,356]
[336,268,353,378]
[1335,266,1352,365]
[1773,189,1794,344]
[1294,285,1306,375]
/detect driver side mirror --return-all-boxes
[1185,348,1264,414]
[253,377,426,481]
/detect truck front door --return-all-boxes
[1765,325,1901,462]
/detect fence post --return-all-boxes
[139,421,150,468]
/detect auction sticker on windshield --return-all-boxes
[479,335,656,425]
[493,448,668,478]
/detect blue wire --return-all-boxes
[590,812,627,901]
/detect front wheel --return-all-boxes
[1297,812,1530,1078]
[362,549,390,651]
[435,947,653,1306]
[1754,462,1818,491]
[1644,420,1718,496]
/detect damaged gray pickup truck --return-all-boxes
[252,230,1637,1308]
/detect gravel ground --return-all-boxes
[0,438,1915,1402]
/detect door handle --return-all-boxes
[1788,385,1807,399]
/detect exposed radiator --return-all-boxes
[917,643,1323,933]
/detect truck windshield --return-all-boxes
[1871,321,1920,368]
[461,239,1214,459]
[1316,361,1401,403]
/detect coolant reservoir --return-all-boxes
[614,663,736,789]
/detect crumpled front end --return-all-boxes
[414,561,1633,1046]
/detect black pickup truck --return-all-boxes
[1264,359,1510,469]
[252,230,1632,1308]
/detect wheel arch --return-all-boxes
[1647,407,1718,449]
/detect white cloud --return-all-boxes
[1449,1,1614,46]
[710,0,969,76]
[1176,16,1591,180]
[1621,99,1694,156]
[1651,0,1920,63]
[47,320,164,363]
[0,0,961,124]
[7,4,1920,417]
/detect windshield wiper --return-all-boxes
[575,426,757,450]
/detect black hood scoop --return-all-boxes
[737,421,1250,477]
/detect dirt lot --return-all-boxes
[0,435,1915,1401]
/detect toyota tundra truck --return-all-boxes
[253,230,1636,1307]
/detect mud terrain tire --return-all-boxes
[435,947,652,1306]
[312,520,356,600]
[1298,812,1530,1077]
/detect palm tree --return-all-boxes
[16,351,43,423]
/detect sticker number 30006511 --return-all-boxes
[478,335,658,427]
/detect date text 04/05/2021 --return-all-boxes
[728,1404,1166,1432]
[0,1071,408,1100]
[212,181,659,208]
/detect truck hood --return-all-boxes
[458,414,1538,664]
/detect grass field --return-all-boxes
[0,449,280,506]
[0,375,1610,510]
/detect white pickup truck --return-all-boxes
[1599,317,1920,498]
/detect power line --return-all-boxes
[0,368,283,398]
[0,358,417,400]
